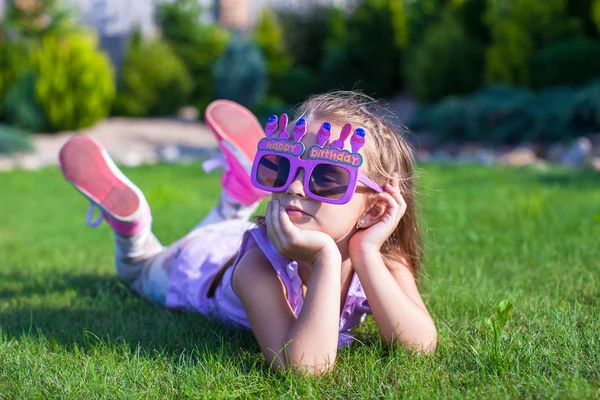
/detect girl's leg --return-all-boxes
[191,100,269,231]
[59,135,172,304]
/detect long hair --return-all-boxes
[209,91,424,297]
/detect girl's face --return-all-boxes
[271,119,372,244]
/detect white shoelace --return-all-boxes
[201,152,227,173]
[86,202,104,228]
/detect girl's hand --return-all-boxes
[266,199,340,264]
[349,174,407,256]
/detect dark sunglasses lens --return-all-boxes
[257,155,290,188]
[309,164,350,199]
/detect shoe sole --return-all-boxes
[59,136,140,221]
[204,100,265,165]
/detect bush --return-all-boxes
[114,38,192,117]
[156,0,229,113]
[409,84,586,144]
[2,72,47,132]
[0,42,29,119]
[213,34,267,109]
[572,79,600,130]
[1,0,77,42]
[29,33,115,131]
[531,38,600,89]
[0,124,33,155]
[405,15,485,102]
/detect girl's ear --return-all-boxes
[357,200,386,229]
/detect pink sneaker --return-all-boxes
[204,100,269,206]
[58,135,151,236]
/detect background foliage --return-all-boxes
[114,32,192,117]
[156,0,229,113]
[2,0,600,146]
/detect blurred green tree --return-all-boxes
[484,0,581,86]
[29,33,115,131]
[267,6,345,105]
[213,33,267,109]
[114,33,193,117]
[531,38,600,89]
[1,0,77,42]
[0,42,29,116]
[156,0,229,113]
[321,0,408,97]
[565,0,600,37]
[594,0,600,33]
[253,8,292,96]
[406,14,485,102]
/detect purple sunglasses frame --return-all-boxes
[250,114,383,205]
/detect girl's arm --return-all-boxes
[349,174,437,352]
[233,201,343,374]
[351,252,437,352]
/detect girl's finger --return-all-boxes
[268,201,285,249]
[270,199,287,245]
[393,191,407,217]
[265,201,280,249]
[278,204,299,239]
[385,184,399,196]
[378,192,398,213]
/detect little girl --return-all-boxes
[59,92,437,374]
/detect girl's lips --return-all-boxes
[286,209,308,218]
[284,206,311,219]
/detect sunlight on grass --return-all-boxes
[1,163,599,397]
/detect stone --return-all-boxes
[545,143,567,164]
[159,144,181,163]
[120,152,145,167]
[587,133,600,158]
[406,131,436,152]
[591,157,600,172]
[430,150,453,164]
[474,149,497,166]
[0,157,15,172]
[454,144,496,165]
[414,150,431,163]
[177,106,199,122]
[14,154,42,170]
[498,147,537,167]
[560,137,592,168]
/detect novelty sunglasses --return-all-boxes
[250,114,384,204]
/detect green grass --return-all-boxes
[1,163,599,398]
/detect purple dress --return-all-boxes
[165,220,371,348]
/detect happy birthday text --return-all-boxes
[308,146,362,167]
[258,138,304,156]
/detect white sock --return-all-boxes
[192,191,260,231]
[114,225,158,260]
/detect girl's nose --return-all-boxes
[285,169,306,198]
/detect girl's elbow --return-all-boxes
[386,323,438,353]
[421,329,437,353]
[277,354,336,376]
[272,361,334,376]
[413,319,438,353]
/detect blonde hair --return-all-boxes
[293,91,423,275]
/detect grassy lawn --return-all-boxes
[1,163,599,398]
